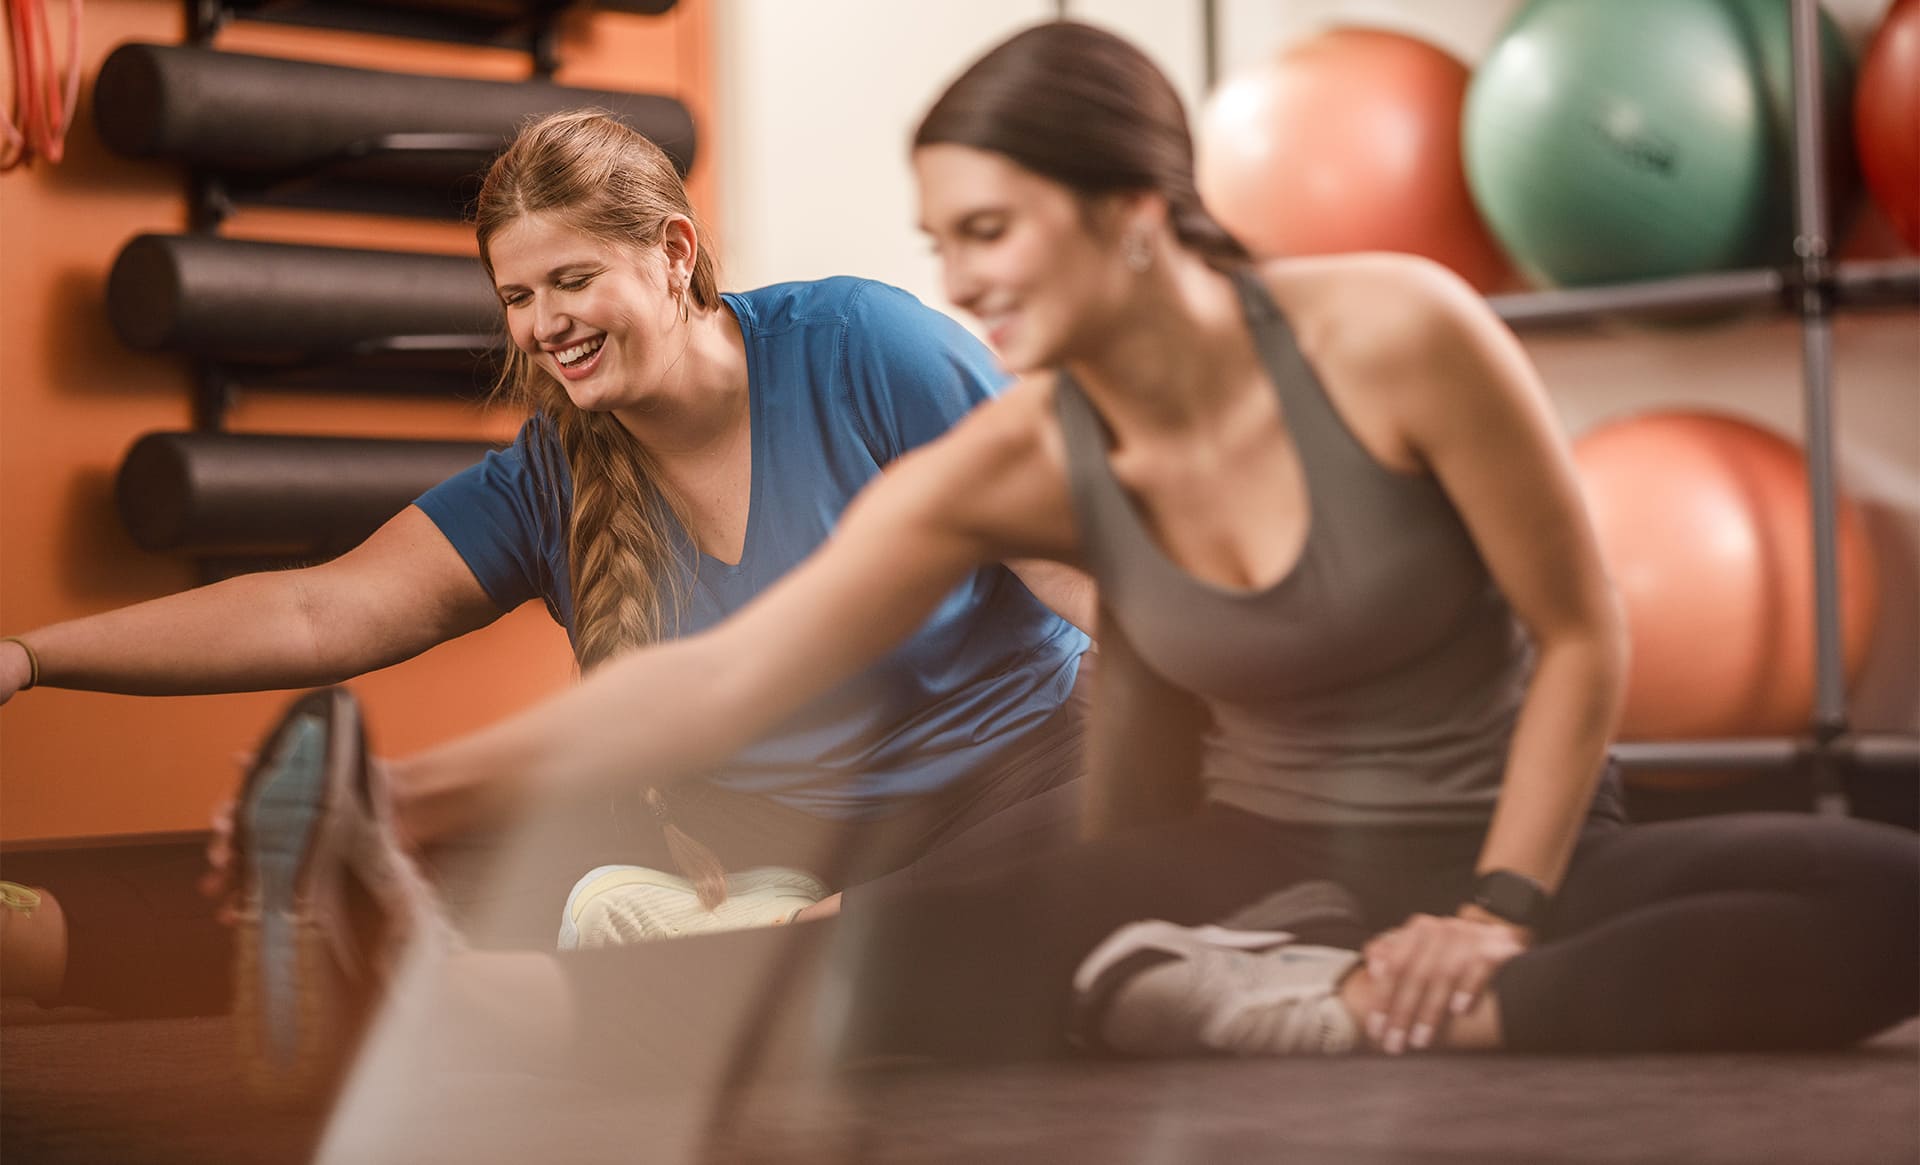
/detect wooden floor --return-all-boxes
[5,1012,1915,1164]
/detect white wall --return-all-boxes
[713,0,1917,732]
[1064,0,1208,115]
[712,0,1211,304]
[712,0,1051,301]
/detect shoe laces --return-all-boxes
[1194,946,1357,1056]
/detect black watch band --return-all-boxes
[1469,870,1551,928]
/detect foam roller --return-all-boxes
[117,431,498,555]
[94,43,696,182]
[222,0,680,21]
[107,235,502,362]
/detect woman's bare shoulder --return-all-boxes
[1260,252,1484,335]
[1257,255,1511,395]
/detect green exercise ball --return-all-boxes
[1464,0,1854,287]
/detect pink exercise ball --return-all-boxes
[1196,27,1513,293]
[1572,412,1880,775]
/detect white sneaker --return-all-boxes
[1072,920,1361,1057]
[557,864,829,949]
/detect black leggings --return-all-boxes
[562,806,1918,1065]
[1499,813,1920,1050]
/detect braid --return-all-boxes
[486,337,692,672]
[555,408,690,671]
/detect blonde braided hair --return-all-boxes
[475,110,722,671]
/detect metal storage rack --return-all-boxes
[95,0,691,574]
[1195,0,1920,818]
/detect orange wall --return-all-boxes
[0,0,714,841]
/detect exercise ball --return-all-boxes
[1465,0,1854,287]
[1196,27,1512,293]
[1857,0,1920,251]
[1572,412,1880,764]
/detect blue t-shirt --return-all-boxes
[415,277,1088,817]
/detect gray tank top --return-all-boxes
[1055,268,1533,826]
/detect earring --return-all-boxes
[1123,231,1153,274]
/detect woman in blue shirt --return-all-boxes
[0,111,1090,1011]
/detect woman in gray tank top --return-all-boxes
[226,22,1914,1091]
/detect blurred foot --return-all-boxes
[231,687,446,1103]
[558,864,828,949]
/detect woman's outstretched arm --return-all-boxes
[0,507,501,704]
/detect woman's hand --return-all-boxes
[199,795,242,925]
[200,750,262,923]
[1361,910,1529,1054]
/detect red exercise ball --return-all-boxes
[1856,0,1920,251]
[1196,27,1513,293]
[1572,411,1880,754]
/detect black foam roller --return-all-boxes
[224,0,680,22]
[93,43,696,182]
[107,234,502,360]
[117,431,498,555]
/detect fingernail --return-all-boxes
[1411,1023,1434,1050]
[1451,991,1474,1016]
[1384,1028,1406,1055]
[1367,1012,1387,1043]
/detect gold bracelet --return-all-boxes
[0,881,42,916]
[1,636,39,690]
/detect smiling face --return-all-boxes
[488,210,687,416]
[914,144,1139,373]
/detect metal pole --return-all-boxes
[1490,267,1786,329]
[1789,0,1848,742]
[1612,738,1805,773]
[1610,734,1920,779]
[1203,0,1221,90]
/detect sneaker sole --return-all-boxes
[232,689,359,1104]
